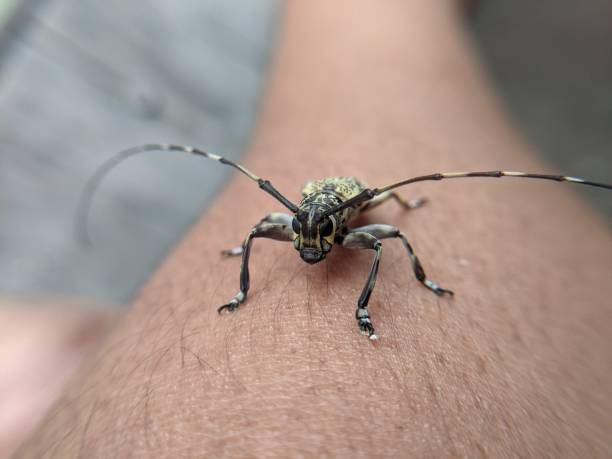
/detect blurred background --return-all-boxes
[1,0,611,306]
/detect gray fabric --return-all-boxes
[0,0,279,303]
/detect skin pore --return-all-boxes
[16,1,612,457]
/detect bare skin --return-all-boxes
[15,1,612,457]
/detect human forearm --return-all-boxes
[17,1,612,457]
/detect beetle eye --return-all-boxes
[292,218,301,234]
[319,219,333,237]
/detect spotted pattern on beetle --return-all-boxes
[301,177,368,234]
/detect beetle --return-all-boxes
[78,143,612,340]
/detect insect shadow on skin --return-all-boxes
[77,144,612,340]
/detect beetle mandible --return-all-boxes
[78,144,612,340]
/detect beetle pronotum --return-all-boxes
[78,144,612,340]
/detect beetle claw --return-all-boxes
[217,301,238,314]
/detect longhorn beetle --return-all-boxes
[78,144,612,340]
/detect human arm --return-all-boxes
[16,1,612,457]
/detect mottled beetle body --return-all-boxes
[79,144,612,340]
[295,177,365,263]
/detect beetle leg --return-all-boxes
[359,191,426,214]
[349,224,453,296]
[221,213,293,256]
[341,231,383,340]
[217,220,293,313]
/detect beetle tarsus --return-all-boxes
[221,246,243,257]
[356,307,378,339]
[217,303,235,314]
[217,296,242,314]
[392,194,427,210]
[405,196,427,209]
[424,279,454,297]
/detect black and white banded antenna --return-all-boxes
[322,170,612,217]
[75,144,298,245]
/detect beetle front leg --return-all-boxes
[221,213,293,256]
[218,220,293,313]
[341,231,383,340]
[348,224,453,297]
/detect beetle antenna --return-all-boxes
[322,170,612,217]
[76,144,298,245]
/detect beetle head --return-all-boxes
[292,205,336,264]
